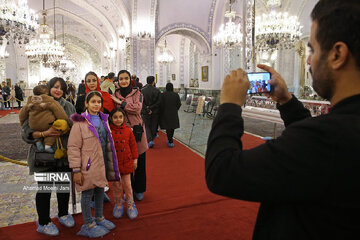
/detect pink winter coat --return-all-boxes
[68,111,120,192]
[114,88,148,155]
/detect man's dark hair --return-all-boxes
[81,80,84,83]
[33,85,49,95]
[166,82,174,92]
[104,76,109,80]
[147,76,155,84]
[108,72,115,79]
[311,0,360,68]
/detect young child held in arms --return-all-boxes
[68,91,120,238]
[110,108,139,220]
[19,85,69,153]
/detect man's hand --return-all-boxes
[220,68,250,106]
[257,64,292,105]
[133,159,138,170]
[73,172,84,186]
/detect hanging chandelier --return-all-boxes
[0,0,39,44]
[59,58,75,74]
[25,0,64,67]
[213,0,242,49]
[157,39,174,64]
[255,10,302,52]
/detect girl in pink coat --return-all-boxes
[68,91,120,238]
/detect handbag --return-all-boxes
[34,151,56,167]
[124,111,144,142]
[132,124,144,142]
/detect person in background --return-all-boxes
[100,76,105,85]
[15,83,24,108]
[0,85,4,110]
[101,72,116,94]
[131,74,137,88]
[66,83,76,105]
[141,76,161,148]
[205,0,360,239]
[1,81,10,109]
[77,80,86,97]
[159,83,181,148]
[113,70,148,201]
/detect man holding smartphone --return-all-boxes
[205,0,360,239]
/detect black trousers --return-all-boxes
[36,166,71,225]
[2,95,10,108]
[131,152,146,193]
[143,113,159,142]
[16,100,21,108]
[166,129,175,143]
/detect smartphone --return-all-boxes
[247,72,272,94]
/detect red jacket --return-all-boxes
[110,123,138,174]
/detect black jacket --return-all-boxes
[77,83,86,95]
[15,86,24,101]
[1,85,10,95]
[141,84,161,114]
[205,95,360,240]
[159,91,181,130]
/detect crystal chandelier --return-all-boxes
[157,39,174,64]
[25,1,64,67]
[213,0,243,49]
[0,0,39,44]
[59,58,75,74]
[255,10,302,52]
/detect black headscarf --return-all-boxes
[166,82,174,92]
[117,70,133,98]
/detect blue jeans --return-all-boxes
[81,187,104,224]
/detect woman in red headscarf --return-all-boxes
[75,71,115,114]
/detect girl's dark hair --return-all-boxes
[117,70,131,81]
[47,77,67,98]
[85,91,103,104]
[109,107,127,123]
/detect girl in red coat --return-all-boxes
[109,108,139,220]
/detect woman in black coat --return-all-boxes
[14,83,24,108]
[159,83,181,147]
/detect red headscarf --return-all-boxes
[85,72,115,114]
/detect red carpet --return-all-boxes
[0,109,20,118]
[0,132,263,240]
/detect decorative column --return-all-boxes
[132,0,156,81]
[244,0,255,71]
[179,37,185,85]
[14,43,28,85]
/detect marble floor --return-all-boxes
[0,102,285,227]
